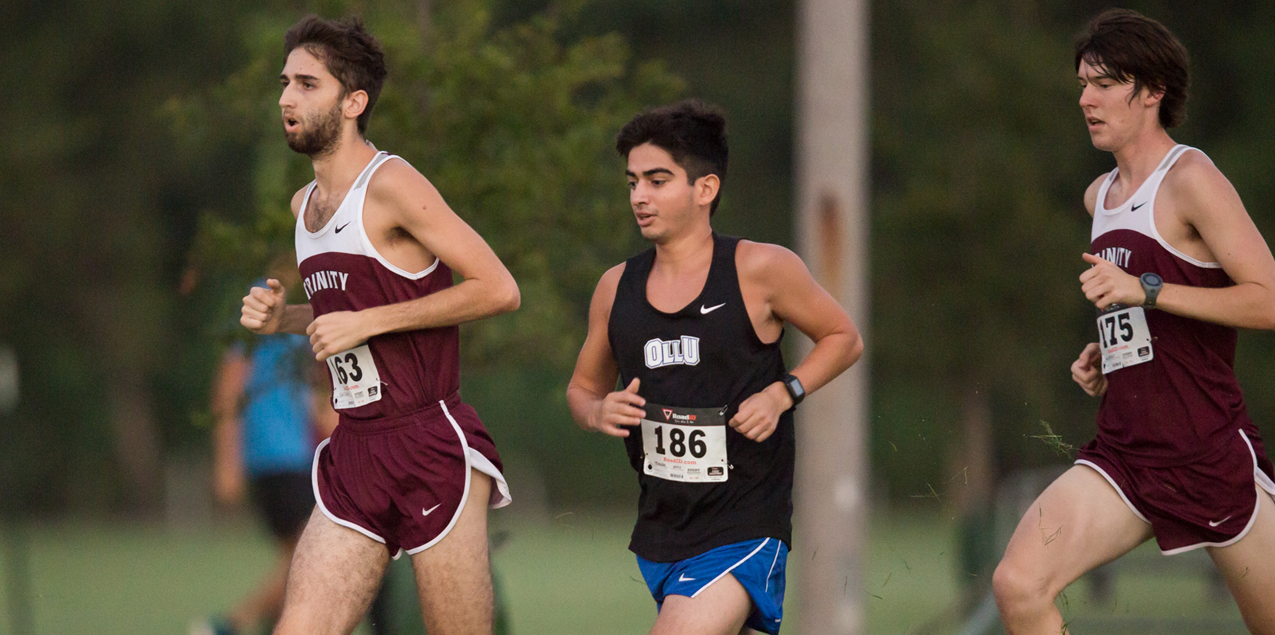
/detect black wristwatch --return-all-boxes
[781,374,805,408]
[1140,272,1163,308]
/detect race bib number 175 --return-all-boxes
[327,344,384,409]
[640,403,729,483]
[1097,306,1154,374]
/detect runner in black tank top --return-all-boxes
[568,101,862,635]
[610,233,794,561]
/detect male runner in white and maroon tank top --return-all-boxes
[993,10,1275,634]
[239,16,519,635]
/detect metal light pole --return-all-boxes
[794,0,870,633]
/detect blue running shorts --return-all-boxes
[636,537,788,634]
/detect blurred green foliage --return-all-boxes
[4,0,1275,513]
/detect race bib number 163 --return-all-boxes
[327,344,383,409]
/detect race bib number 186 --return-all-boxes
[640,403,729,483]
[1097,306,1154,374]
[327,344,383,409]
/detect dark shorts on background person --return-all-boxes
[251,472,315,541]
[1076,428,1275,554]
[637,537,788,634]
[313,393,511,558]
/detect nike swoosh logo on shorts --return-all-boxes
[422,504,441,516]
[336,222,351,233]
[678,573,696,582]
[1208,516,1233,527]
[700,303,726,315]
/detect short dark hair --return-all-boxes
[616,100,729,215]
[284,15,388,134]
[1075,9,1190,129]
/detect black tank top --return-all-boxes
[609,233,794,562]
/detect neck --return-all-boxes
[311,130,378,193]
[652,223,714,271]
[1111,126,1176,185]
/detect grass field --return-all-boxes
[0,508,1248,634]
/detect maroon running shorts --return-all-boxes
[1076,428,1275,554]
[312,393,511,557]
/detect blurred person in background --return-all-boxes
[993,9,1275,635]
[194,259,338,635]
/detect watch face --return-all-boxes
[1144,273,1162,286]
[786,376,804,398]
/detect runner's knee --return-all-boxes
[992,557,1053,614]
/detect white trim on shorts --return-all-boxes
[1074,459,1152,524]
[765,541,782,592]
[311,437,391,547]
[403,400,512,554]
[1160,429,1275,555]
[690,538,771,599]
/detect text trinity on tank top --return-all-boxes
[1089,144,1255,466]
[609,234,794,562]
[295,152,461,423]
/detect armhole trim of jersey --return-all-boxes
[357,155,441,280]
[1146,147,1222,270]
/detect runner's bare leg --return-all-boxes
[273,508,390,635]
[993,465,1153,634]
[648,572,751,635]
[1207,487,1275,635]
[410,469,495,635]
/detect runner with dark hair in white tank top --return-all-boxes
[240,16,518,635]
[993,10,1275,634]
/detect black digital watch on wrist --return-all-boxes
[781,373,805,408]
[1140,272,1163,308]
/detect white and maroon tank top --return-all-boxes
[1089,144,1254,466]
[296,152,460,422]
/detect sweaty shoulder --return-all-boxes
[589,262,627,324]
[1160,149,1239,223]
[1083,174,1106,218]
[290,184,312,218]
[595,262,627,303]
[365,157,435,212]
[736,240,806,287]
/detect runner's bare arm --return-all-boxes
[566,264,646,438]
[1070,342,1107,397]
[211,349,248,506]
[1155,157,1275,328]
[305,161,520,359]
[1083,174,1105,218]
[241,187,315,336]
[730,242,864,441]
[1078,157,1275,329]
[241,278,315,335]
[1071,175,1110,385]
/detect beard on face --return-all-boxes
[284,100,344,157]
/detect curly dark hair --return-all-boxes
[616,100,729,215]
[284,15,388,134]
